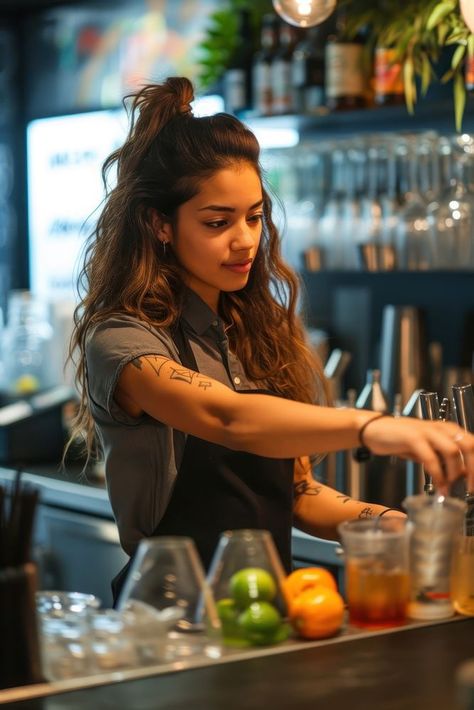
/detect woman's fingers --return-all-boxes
[364,416,474,493]
[449,428,474,492]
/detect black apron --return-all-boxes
[111,321,295,604]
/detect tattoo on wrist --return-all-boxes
[294,481,322,498]
[336,494,352,504]
[358,506,375,519]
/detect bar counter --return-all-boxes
[1,616,473,709]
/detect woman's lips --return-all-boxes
[222,260,252,274]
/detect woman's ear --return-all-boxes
[149,209,173,244]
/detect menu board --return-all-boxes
[26,108,128,302]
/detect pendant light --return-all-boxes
[460,0,474,33]
[272,0,337,28]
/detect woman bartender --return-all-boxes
[68,77,474,601]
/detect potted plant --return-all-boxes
[340,0,474,130]
[197,0,272,92]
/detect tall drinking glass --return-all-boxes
[338,517,410,629]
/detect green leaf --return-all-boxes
[420,54,432,95]
[426,2,456,31]
[403,57,416,113]
[437,22,451,44]
[468,33,474,58]
[446,30,469,43]
[454,71,467,132]
[451,43,467,70]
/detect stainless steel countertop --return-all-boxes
[0,465,343,563]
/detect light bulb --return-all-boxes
[460,0,474,33]
[272,0,337,28]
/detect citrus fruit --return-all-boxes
[289,585,345,640]
[282,567,338,608]
[237,601,284,645]
[216,598,250,647]
[229,567,277,608]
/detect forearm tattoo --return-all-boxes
[336,494,352,504]
[294,480,323,499]
[133,356,213,390]
[358,506,376,519]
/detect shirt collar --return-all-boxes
[181,288,222,336]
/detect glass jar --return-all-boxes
[451,493,474,617]
[2,290,53,395]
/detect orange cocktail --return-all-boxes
[338,517,410,630]
[346,560,410,628]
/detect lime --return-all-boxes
[229,567,277,608]
[243,622,291,647]
[216,598,250,647]
[237,601,283,645]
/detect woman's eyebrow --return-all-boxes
[198,199,264,212]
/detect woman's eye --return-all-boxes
[248,213,263,224]
[206,220,227,228]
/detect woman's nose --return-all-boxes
[231,222,256,249]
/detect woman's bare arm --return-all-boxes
[116,354,474,493]
[292,457,405,541]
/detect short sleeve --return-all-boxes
[85,315,179,424]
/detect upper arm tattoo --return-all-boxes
[133,356,213,390]
[294,480,323,499]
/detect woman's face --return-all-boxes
[165,163,263,312]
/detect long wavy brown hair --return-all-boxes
[69,77,329,459]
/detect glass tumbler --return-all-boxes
[451,494,474,617]
[206,529,290,647]
[338,517,410,629]
[36,591,102,681]
[116,536,221,662]
[403,494,467,620]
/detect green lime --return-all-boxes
[216,598,251,648]
[237,601,283,645]
[229,567,277,608]
[243,622,291,647]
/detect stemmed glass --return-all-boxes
[116,536,222,662]
[394,136,432,270]
[206,529,289,648]
[426,138,474,270]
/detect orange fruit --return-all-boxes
[289,585,345,640]
[282,567,338,609]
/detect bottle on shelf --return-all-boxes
[252,13,280,116]
[222,9,254,116]
[374,47,405,107]
[465,53,474,93]
[291,20,332,115]
[271,20,302,115]
[325,8,369,111]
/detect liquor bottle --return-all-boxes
[271,20,302,115]
[325,8,368,111]
[374,47,405,106]
[291,24,327,114]
[465,53,474,92]
[223,10,254,115]
[252,13,279,116]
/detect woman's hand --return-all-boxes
[361,415,474,495]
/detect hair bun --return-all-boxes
[179,102,193,116]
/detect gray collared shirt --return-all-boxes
[85,289,258,555]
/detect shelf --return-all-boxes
[244,96,474,139]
